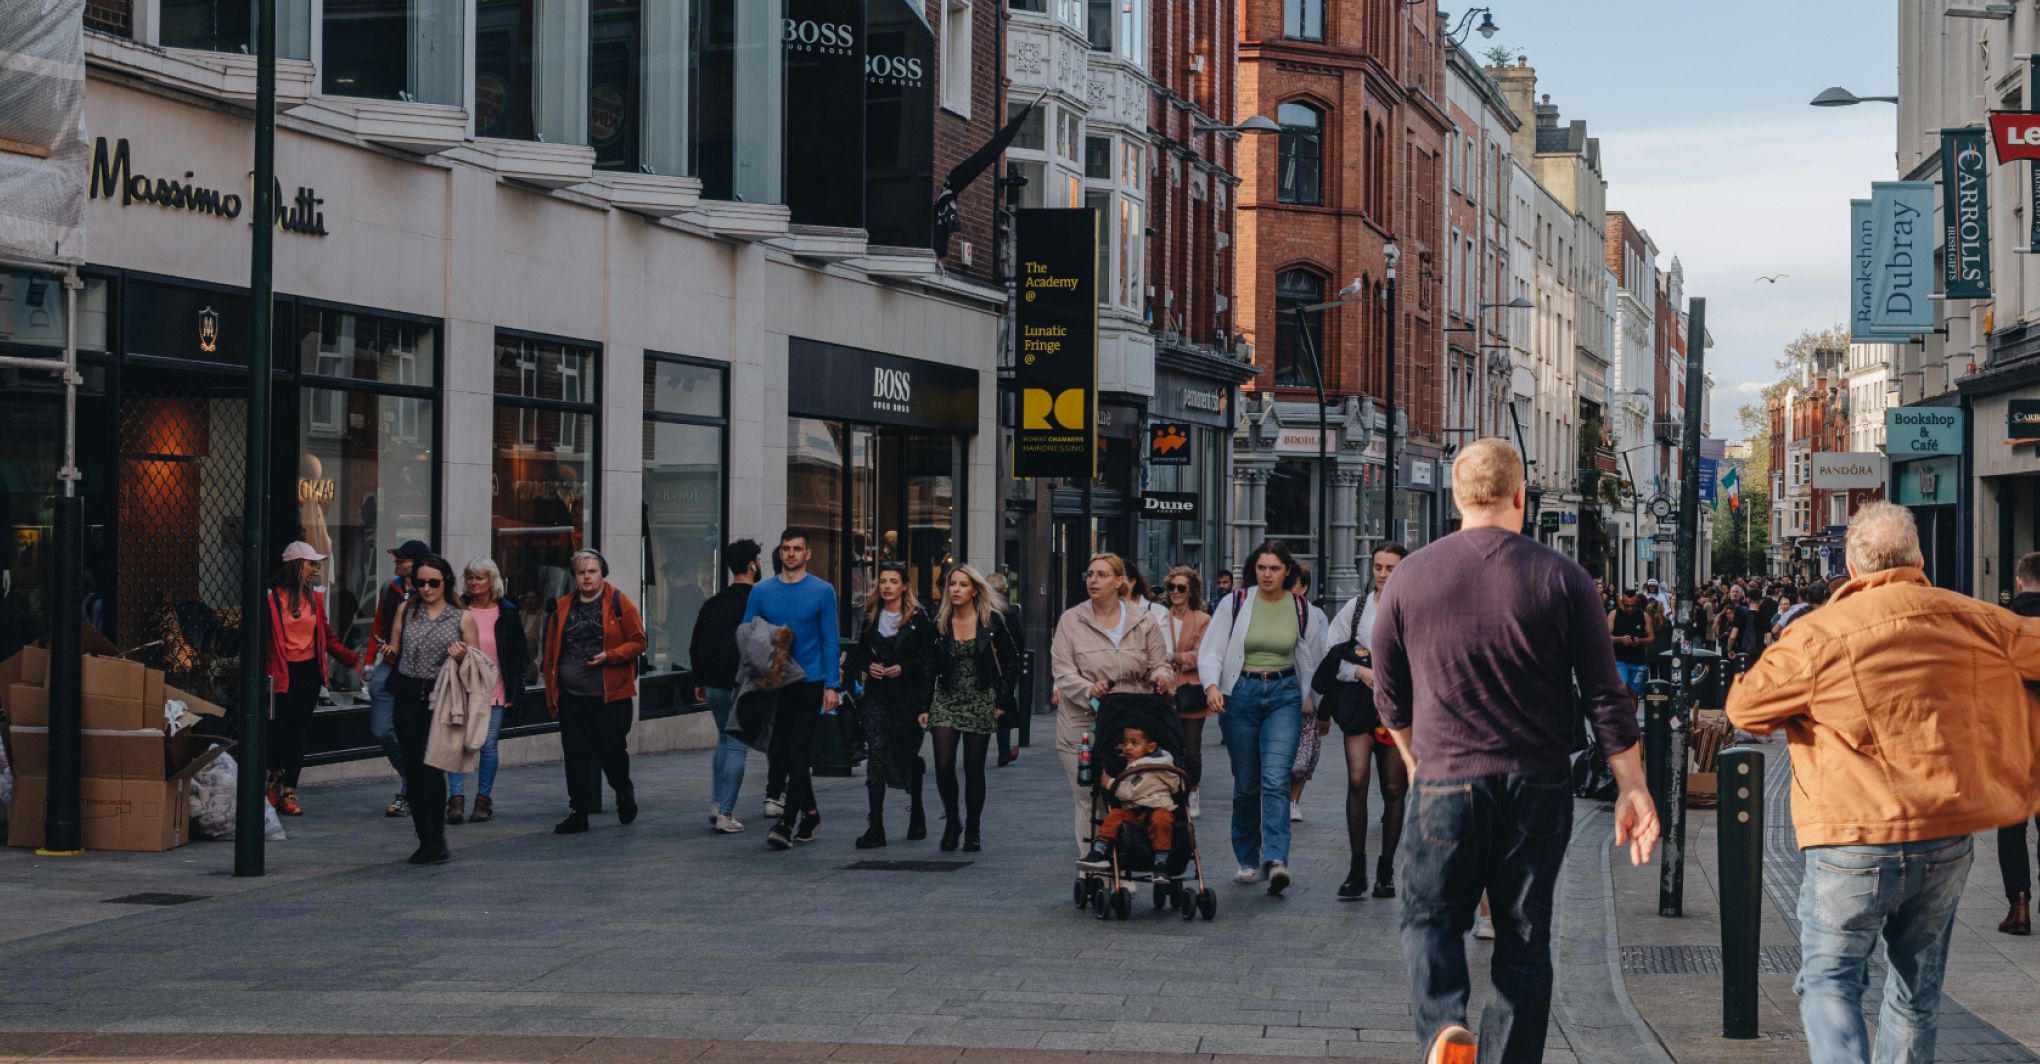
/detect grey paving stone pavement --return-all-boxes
[0,712,1649,1061]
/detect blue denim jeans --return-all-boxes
[446,703,505,798]
[1616,662,1649,694]
[1216,674,1304,869]
[1795,836,1973,1064]
[365,662,406,786]
[1399,771,1573,1064]
[706,686,748,817]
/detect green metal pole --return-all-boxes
[235,0,278,879]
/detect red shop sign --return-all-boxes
[1989,112,2040,163]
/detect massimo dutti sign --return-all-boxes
[1013,208,1098,478]
[88,136,329,236]
[1941,128,1992,299]
[1869,181,1934,334]
[784,0,865,230]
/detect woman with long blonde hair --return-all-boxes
[922,564,1019,851]
[845,561,935,848]
[1047,552,1173,855]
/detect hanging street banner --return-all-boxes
[1698,457,1718,503]
[1850,199,1913,343]
[1869,181,1935,334]
[1940,128,1992,300]
[1013,208,1098,478]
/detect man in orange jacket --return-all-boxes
[1727,502,2040,1063]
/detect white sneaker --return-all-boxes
[713,814,746,834]
[1473,912,1495,940]
[1289,806,1304,823]
[1188,790,1201,820]
[1234,865,1259,884]
[764,797,785,819]
[1267,861,1292,895]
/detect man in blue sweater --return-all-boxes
[742,529,841,849]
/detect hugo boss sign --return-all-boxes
[784,0,866,230]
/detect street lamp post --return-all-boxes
[1293,280,1365,603]
[236,0,279,879]
[1384,244,1400,544]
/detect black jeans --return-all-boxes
[387,672,446,853]
[2000,817,2040,901]
[558,692,634,814]
[1399,771,1573,1063]
[768,682,823,821]
[268,658,322,789]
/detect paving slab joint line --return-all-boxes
[1579,808,1676,1064]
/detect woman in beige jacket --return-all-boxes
[1048,552,1173,855]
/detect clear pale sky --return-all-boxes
[1471,0,1897,435]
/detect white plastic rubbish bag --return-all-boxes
[188,754,285,842]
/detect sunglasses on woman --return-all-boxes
[1166,583,1190,592]
[416,578,444,588]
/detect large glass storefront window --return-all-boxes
[475,0,590,144]
[293,305,438,703]
[492,333,598,659]
[641,355,727,701]
[0,368,111,664]
[321,0,465,104]
[692,0,783,202]
[787,419,965,633]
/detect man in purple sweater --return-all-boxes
[1372,439,1659,1064]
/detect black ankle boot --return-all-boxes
[856,816,887,849]
[906,759,928,840]
[1373,855,1397,898]
[963,816,982,853]
[1338,858,1368,900]
[940,817,963,852]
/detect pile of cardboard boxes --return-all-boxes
[0,634,233,852]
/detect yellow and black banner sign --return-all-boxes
[1013,208,1097,478]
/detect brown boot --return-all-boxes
[470,795,493,823]
[2001,892,2031,936]
[445,795,466,825]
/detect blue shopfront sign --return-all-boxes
[1698,457,1717,503]
[1885,407,1965,458]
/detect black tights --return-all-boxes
[932,726,991,829]
[1181,715,1208,790]
[1344,732,1409,879]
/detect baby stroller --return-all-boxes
[1070,693,1217,921]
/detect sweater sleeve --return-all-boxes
[819,582,841,686]
[1195,597,1231,688]
[1570,566,1640,756]
[1048,612,1093,706]
[1372,587,1411,732]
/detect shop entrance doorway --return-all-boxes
[786,419,965,633]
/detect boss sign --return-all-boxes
[1990,112,2040,163]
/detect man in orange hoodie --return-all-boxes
[1728,503,2040,1063]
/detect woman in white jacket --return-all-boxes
[1198,539,1326,895]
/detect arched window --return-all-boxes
[1277,102,1324,206]
[1273,269,1326,387]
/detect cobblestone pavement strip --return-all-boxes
[0,715,1650,1061]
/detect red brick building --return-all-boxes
[929,0,1004,287]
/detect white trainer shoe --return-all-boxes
[764,797,785,819]
[713,814,746,834]
[1234,865,1259,884]
[1289,806,1304,823]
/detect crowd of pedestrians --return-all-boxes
[241,431,2040,1064]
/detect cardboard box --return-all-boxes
[6,683,48,727]
[5,728,233,852]
[0,646,49,711]
[5,647,177,731]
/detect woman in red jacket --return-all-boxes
[265,541,360,815]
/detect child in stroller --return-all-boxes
[1072,694,1216,921]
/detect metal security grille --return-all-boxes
[83,0,131,37]
[117,382,247,711]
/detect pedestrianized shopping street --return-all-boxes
[3,730,2040,1064]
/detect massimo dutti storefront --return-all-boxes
[0,66,999,769]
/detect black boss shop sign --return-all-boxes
[787,337,977,432]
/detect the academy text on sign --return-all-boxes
[1013,209,1098,478]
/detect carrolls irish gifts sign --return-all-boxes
[1013,208,1097,478]
[1940,128,1992,300]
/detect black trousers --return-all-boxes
[2000,817,2040,901]
[767,682,823,820]
[387,672,445,852]
[559,692,635,814]
[268,658,322,789]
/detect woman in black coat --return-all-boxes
[845,561,934,848]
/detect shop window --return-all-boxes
[690,0,782,201]
[1266,458,1316,565]
[160,0,310,57]
[321,0,463,104]
[786,417,847,612]
[0,369,111,662]
[492,333,599,637]
[941,0,973,116]
[296,304,437,386]
[0,272,110,355]
[1085,136,1112,180]
[1283,0,1322,41]
[1273,268,1324,387]
[642,355,727,691]
[1278,102,1323,206]
[475,0,590,146]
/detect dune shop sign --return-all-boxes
[1142,491,1198,522]
[1013,208,1098,478]
[1869,181,1934,334]
[1941,128,1992,300]
[88,137,329,236]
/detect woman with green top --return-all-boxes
[921,564,1019,852]
[1197,539,1327,895]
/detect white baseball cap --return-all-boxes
[281,541,326,564]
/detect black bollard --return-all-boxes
[1641,681,1676,826]
[1717,746,1765,1039]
